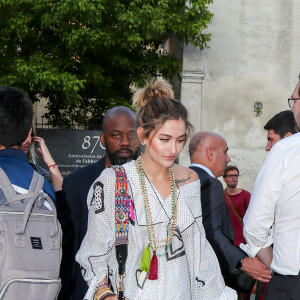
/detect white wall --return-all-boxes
[180,0,300,191]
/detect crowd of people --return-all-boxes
[0,77,300,300]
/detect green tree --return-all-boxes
[0,0,213,127]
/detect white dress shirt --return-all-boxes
[243,132,300,275]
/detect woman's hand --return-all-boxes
[32,136,55,166]
[32,136,63,191]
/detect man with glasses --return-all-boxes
[288,75,300,129]
[223,166,250,247]
[223,166,252,300]
[250,110,298,300]
[243,76,300,299]
[189,131,271,299]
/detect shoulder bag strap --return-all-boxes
[113,165,131,300]
[224,188,243,227]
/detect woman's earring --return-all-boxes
[140,140,146,156]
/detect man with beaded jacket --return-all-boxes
[60,106,137,300]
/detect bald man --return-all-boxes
[189,131,271,295]
[60,106,137,300]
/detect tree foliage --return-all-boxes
[0,0,213,127]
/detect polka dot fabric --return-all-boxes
[76,161,237,300]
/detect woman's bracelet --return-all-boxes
[100,292,114,300]
[99,291,114,300]
[95,288,114,300]
[96,282,110,289]
[48,163,57,168]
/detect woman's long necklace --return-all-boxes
[136,156,178,280]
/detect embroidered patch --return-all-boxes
[196,277,205,290]
[129,198,135,224]
[166,227,185,261]
[90,181,105,214]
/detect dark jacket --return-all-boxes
[190,166,246,289]
[59,156,106,300]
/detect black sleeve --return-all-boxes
[56,184,76,300]
[201,178,246,273]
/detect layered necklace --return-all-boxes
[135,156,178,280]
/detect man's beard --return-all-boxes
[227,182,237,188]
[106,147,136,165]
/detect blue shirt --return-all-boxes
[0,148,56,204]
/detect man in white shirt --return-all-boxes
[290,76,300,129]
[244,78,300,300]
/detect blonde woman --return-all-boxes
[76,82,236,300]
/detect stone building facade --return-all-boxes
[178,0,300,191]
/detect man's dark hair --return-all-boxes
[0,87,33,148]
[264,110,298,139]
[224,165,239,177]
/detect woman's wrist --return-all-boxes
[96,282,110,289]
[94,282,114,300]
[99,292,115,300]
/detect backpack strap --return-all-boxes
[0,167,58,236]
[0,168,45,206]
[17,189,58,236]
[0,167,18,201]
[28,170,44,193]
[113,165,130,300]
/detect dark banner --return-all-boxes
[35,129,106,176]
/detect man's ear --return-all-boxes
[206,146,214,162]
[99,132,106,149]
[23,129,32,146]
[284,132,292,138]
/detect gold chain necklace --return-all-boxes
[135,156,178,252]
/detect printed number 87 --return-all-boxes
[82,136,105,153]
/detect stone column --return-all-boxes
[179,69,204,167]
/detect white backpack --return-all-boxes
[0,168,62,300]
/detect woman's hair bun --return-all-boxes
[132,80,174,109]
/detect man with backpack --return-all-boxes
[0,87,56,203]
[0,86,61,299]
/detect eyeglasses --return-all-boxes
[224,174,239,178]
[288,96,300,108]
